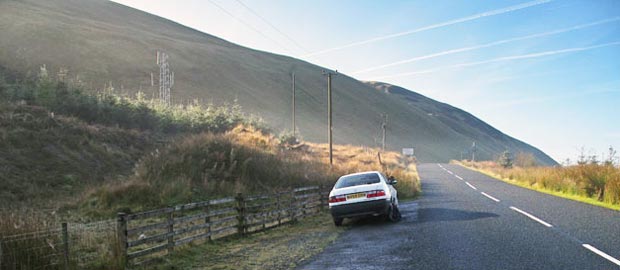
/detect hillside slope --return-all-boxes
[0,103,156,206]
[0,0,556,165]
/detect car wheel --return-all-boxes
[393,204,402,221]
[386,203,401,222]
[333,217,343,226]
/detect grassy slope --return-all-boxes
[0,103,157,207]
[0,0,555,165]
[79,125,420,217]
[0,77,418,268]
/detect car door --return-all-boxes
[380,173,398,206]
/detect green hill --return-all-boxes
[0,0,557,165]
[0,102,156,206]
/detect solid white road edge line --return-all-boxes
[509,206,553,227]
[583,244,620,266]
[481,192,500,202]
[465,182,477,190]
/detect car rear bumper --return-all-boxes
[330,199,390,219]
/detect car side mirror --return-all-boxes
[389,179,398,185]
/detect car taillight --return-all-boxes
[328,195,346,203]
[366,190,386,198]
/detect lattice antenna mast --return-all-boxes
[156,51,174,106]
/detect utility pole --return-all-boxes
[291,72,296,137]
[471,141,477,163]
[381,113,388,151]
[323,70,337,166]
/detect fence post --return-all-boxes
[62,222,70,270]
[116,212,128,267]
[319,185,325,211]
[276,194,281,226]
[291,190,298,223]
[167,210,174,253]
[262,199,267,231]
[205,202,212,241]
[236,193,245,236]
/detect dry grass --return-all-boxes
[305,142,419,199]
[456,161,620,209]
[81,126,420,217]
[0,210,63,269]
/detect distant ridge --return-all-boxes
[0,0,557,165]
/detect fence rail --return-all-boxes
[117,185,330,267]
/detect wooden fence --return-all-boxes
[0,218,116,270]
[117,186,330,266]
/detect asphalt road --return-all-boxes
[297,163,620,270]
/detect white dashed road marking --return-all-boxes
[480,192,500,202]
[447,164,620,266]
[582,244,620,266]
[509,206,553,228]
[465,181,477,190]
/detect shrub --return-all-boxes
[498,150,513,168]
[278,130,300,146]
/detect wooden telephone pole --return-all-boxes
[291,72,296,137]
[471,141,477,162]
[323,70,337,166]
[381,113,388,151]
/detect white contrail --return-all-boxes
[370,41,620,80]
[303,0,553,57]
[353,17,620,74]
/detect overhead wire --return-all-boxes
[233,0,309,54]
[207,0,294,54]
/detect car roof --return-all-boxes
[339,171,382,178]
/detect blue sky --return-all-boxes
[112,0,620,164]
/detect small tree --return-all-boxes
[278,130,299,147]
[577,146,588,165]
[605,146,617,166]
[589,155,599,165]
[498,150,513,169]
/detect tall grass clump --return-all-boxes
[0,210,63,269]
[305,143,420,199]
[82,126,339,215]
[460,161,620,207]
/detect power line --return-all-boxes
[233,0,309,54]
[207,0,294,54]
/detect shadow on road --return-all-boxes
[417,208,499,223]
[342,215,390,227]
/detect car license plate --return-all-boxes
[347,193,365,200]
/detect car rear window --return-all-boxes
[334,173,381,188]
